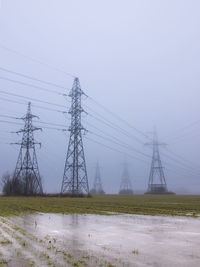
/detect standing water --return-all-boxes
[0,214,200,266]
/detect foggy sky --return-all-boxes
[0,0,200,194]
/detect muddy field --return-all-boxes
[0,213,200,267]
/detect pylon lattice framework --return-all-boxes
[61,77,89,195]
[119,162,133,195]
[145,131,168,194]
[13,102,43,195]
[90,162,105,194]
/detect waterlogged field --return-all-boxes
[0,195,200,266]
[0,195,200,217]
[0,213,200,267]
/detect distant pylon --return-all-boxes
[90,162,105,194]
[61,77,89,195]
[145,129,174,194]
[13,102,43,195]
[119,162,133,195]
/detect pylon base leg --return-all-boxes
[145,184,175,195]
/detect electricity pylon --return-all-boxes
[90,162,105,194]
[145,130,173,194]
[13,102,43,195]
[61,77,89,195]
[119,162,133,195]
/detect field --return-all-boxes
[0,195,200,266]
[0,194,200,217]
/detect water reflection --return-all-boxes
[10,213,200,267]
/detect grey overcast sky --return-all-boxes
[0,0,200,193]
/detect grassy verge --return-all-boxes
[0,194,200,217]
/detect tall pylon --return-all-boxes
[119,162,133,195]
[145,129,173,194]
[61,77,89,195]
[90,162,105,194]
[13,102,43,195]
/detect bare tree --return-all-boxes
[1,172,12,195]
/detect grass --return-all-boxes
[0,194,200,217]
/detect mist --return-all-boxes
[0,0,200,194]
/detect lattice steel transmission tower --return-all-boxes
[119,162,133,195]
[61,77,89,195]
[90,162,105,194]
[145,130,173,194]
[13,102,43,195]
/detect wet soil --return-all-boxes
[0,213,200,266]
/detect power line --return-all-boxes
[39,125,66,131]
[0,96,65,113]
[0,114,66,128]
[86,123,151,159]
[0,90,66,108]
[1,96,199,177]
[87,112,200,173]
[33,103,65,114]
[87,96,200,175]
[0,76,64,96]
[164,119,200,142]
[0,119,22,126]
[1,118,196,180]
[88,96,150,140]
[0,43,75,78]
[85,107,200,175]
[0,66,67,90]
[162,159,200,179]
[86,135,199,180]
[0,114,18,120]
[161,150,200,175]
[0,96,26,105]
[165,147,200,170]
[0,119,66,131]
[36,120,66,128]
[88,129,200,177]
[86,125,200,178]
[168,130,200,145]
[85,135,149,165]
[84,106,145,145]
[89,130,150,159]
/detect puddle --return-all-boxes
[0,213,200,266]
